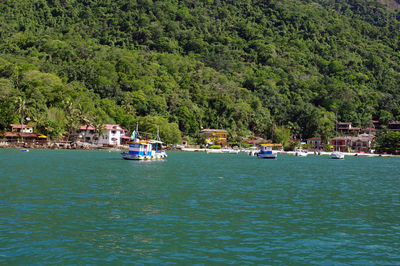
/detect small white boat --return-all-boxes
[330,151,344,159]
[257,144,277,159]
[294,150,308,157]
[221,149,239,154]
[205,149,223,153]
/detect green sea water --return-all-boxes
[1,149,399,264]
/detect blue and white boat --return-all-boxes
[121,129,167,160]
[257,144,277,159]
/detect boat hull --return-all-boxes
[257,153,277,159]
[121,152,167,160]
[330,152,344,159]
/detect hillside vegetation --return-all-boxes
[0,0,399,143]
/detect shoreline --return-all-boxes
[179,147,399,157]
[0,141,129,151]
[1,143,398,157]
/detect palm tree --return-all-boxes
[92,118,105,146]
[14,96,27,142]
[63,100,81,141]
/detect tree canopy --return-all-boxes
[1,0,399,142]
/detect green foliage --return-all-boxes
[375,131,400,154]
[0,0,399,142]
[209,145,221,149]
[272,125,291,146]
[139,115,182,144]
[284,140,299,152]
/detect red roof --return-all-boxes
[10,124,33,129]
[105,124,124,131]
[79,125,95,130]
[307,137,321,141]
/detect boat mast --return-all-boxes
[156,126,159,153]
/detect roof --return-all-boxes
[201,129,228,133]
[79,125,95,130]
[338,122,352,125]
[10,124,33,129]
[389,121,400,125]
[79,124,125,131]
[3,132,39,138]
[307,137,321,141]
[260,143,282,147]
[245,136,268,144]
[105,124,124,131]
[331,137,346,140]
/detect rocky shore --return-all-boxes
[0,141,129,151]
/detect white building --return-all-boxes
[79,124,127,146]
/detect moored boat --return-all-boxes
[294,149,308,157]
[257,144,277,159]
[121,127,167,160]
[330,151,344,159]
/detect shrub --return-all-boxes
[209,144,221,149]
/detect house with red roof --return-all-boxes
[78,124,127,146]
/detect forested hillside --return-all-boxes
[1,0,399,143]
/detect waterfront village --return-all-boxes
[1,120,399,155]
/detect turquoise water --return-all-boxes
[1,149,399,264]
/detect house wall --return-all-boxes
[99,130,123,146]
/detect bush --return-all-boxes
[324,145,332,152]
[209,145,221,149]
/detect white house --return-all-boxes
[79,124,127,146]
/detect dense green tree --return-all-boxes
[0,0,399,144]
[375,131,400,154]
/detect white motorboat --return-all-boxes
[294,149,308,157]
[330,151,344,159]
